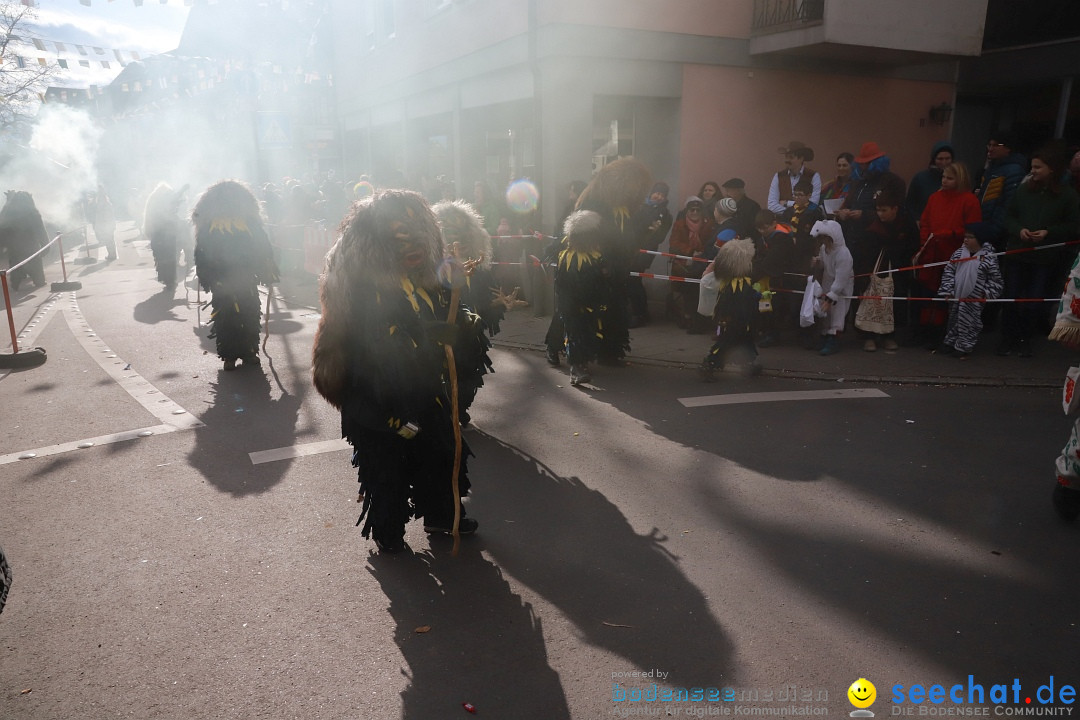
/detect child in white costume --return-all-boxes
[1049,252,1080,521]
[809,220,854,356]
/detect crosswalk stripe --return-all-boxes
[249,438,350,465]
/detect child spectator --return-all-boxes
[709,196,740,259]
[780,179,827,264]
[554,209,610,386]
[862,193,920,351]
[698,237,761,381]
[935,222,1003,358]
[809,219,854,356]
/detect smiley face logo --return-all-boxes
[848,678,877,709]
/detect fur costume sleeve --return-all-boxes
[312,236,355,409]
[1050,253,1080,345]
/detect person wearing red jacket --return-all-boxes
[912,162,981,347]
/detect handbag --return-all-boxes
[800,276,823,328]
[697,271,719,317]
[854,251,895,335]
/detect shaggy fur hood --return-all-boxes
[191,179,265,234]
[563,209,603,251]
[576,157,651,213]
[432,199,491,269]
[713,236,755,279]
[313,190,444,407]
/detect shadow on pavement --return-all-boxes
[186,366,302,496]
[588,362,1079,681]
[466,429,734,690]
[133,288,187,325]
[368,543,570,720]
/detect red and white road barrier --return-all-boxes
[0,231,84,368]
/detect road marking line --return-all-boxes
[1,293,203,464]
[0,425,179,466]
[62,297,203,430]
[678,388,890,407]
[249,438,350,465]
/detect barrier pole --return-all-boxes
[1,271,18,354]
[51,233,82,292]
[56,234,68,283]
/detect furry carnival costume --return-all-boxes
[699,237,761,381]
[192,180,279,370]
[574,157,651,364]
[0,191,48,290]
[432,200,498,424]
[143,182,189,289]
[312,190,490,553]
[554,210,611,386]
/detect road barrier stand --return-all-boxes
[0,231,83,369]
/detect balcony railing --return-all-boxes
[751,0,825,35]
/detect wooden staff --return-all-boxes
[443,283,463,556]
[262,284,272,355]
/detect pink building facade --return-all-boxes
[328,0,984,230]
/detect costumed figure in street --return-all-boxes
[554,210,611,386]
[1047,251,1080,521]
[574,157,652,365]
[312,189,491,553]
[431,199,504,424]
[698,237,761,382]
[143,182,189,290]
[88,184,117,261]
[192,180,280,371]
[0,191,49,290]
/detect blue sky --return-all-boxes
[23,0,191,87]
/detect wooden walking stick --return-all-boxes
[445,296,463,556]
[262,283,272,355]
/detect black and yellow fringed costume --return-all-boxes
[312,190,490,552]
[702,237,761,372]
[573,157,652,363]
[432,200,499,424]
[554,211,611,368]
[192,181,279,368]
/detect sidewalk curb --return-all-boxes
[491,340,1061,389]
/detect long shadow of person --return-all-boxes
[186,366,303,496]
[133,287,186,325]
[368,542,571,719]
[465,429,734,691]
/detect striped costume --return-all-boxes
[937,243,1003,354]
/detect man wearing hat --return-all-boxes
[836,141,906,278]
[767,141,821,215]
[722,177,761,240]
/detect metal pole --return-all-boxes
[1,272,18,354]
[1056,76,1073,139]
[56,234,69,283]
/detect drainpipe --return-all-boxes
[1055,76,1072,140]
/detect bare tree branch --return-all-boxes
[0,1,60,131]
